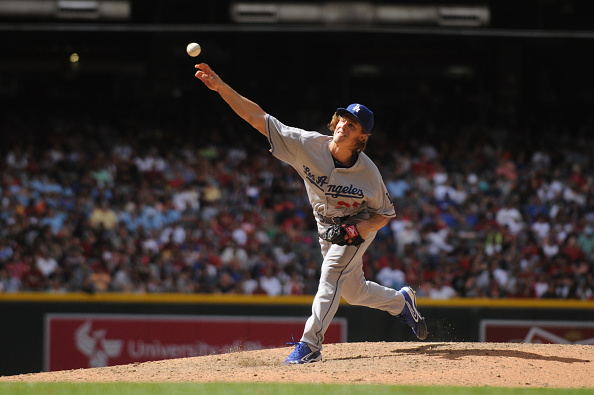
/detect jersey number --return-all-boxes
[335,201,359,209]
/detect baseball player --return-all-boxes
[194,63,427,364]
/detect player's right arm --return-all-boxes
[195,63,268,136]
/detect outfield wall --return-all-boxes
[0,293,592,376]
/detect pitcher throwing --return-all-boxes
[194,63,428,364]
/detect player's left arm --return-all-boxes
[354,214,390,239]
[355,176,396,239]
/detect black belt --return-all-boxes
[317,213,350,224]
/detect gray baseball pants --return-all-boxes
[301,230,406,352]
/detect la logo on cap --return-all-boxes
[336,103,374,133]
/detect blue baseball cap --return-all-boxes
[336,103,374,133]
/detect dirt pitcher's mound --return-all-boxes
[2,342,592,388]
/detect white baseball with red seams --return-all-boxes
[186,42,201,57]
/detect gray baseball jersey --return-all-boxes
[266,115,396,223]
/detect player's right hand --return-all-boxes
[195,63,221,91]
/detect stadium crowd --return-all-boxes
[1,87,593,301]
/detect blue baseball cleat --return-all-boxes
[397,286,428,340]
[283,341,322,364]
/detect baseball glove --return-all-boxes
[319,224,365,246]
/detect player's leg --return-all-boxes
[298,238,371,353]
[340,265,404,314]
[341,265,428,340]
[332,230,403,313]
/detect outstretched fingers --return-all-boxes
[194,63,219,91]
[194,62,210,72]
[194,63,209,80]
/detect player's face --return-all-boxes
[333,115,367,148]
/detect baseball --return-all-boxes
[186,42,201,57]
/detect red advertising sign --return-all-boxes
[480,319,594,344]
[45,314,347,371]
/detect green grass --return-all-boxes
[1,383,593,395]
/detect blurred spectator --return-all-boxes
[578,225,594,259]
[90,200,118,230]
[35,245,58,278]
[541,234,560,259]
[216,271,238,294]
[561,235,586,263]
[4,251,28,292]
[496,199,525,235]
[85,261,112,293]
[423,224,454,267]
[257,264,282,296]
[220,241,249,268]
[112,263,134,292]
[282,267,304,295]
[0,238,13,264]
[394,221,422,258]
[376,255,406,290]
[428,275,458,299]
[22,255,46,291]
[530,214,551,242]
